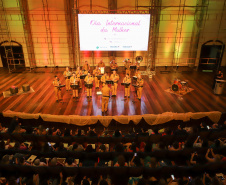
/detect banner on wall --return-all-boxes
[78,14,151,51]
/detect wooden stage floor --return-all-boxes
[0,67,225,116]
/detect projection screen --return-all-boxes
[78,14,151,51]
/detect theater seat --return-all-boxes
[160,135,174,146]
[137,136,149,143]
[98,137,112,144]
[47,135,61,143]
[31,166,48,175]
[63,167,78,176]
[95,166,111,176]
[143,167,161,179]
[62,136,73,143]
[111,167,129,185]
[73,136,86,144]
[149,135,161,143]
[0,133,12,140]
[86,136,98,144]
[128,167,143,177]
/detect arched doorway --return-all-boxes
[0,40,25,72]
[199,40,225,71]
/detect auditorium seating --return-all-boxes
[0,162,225,179]
[0,113,225,184]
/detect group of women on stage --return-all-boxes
[53,59,143,103]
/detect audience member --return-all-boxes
[205,148,224,162]
[8,116,19,133]
[199,122,208,131]
[114,155,128,167]
[173,125,187,136]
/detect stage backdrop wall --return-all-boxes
[0,0,225,67]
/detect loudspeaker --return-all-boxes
[10,86,18,94]
[22,84,30,92]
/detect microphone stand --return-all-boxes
[109,92,112,102]
[132,84,138,103]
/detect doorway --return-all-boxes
[199,40,225,71]
[0,41,25,72]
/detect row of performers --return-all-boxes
[53,67,144,102]
[71,59,140,73]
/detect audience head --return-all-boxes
[1,155,10,164]
[165,127,172,135]
[158,142,166,150]
[50,157,57,166]
[193,177,204,185]
[130,142,137,152]
[114,129,121,137]
[158,178,167,185]
[66,158,73,165]
[214,154,222,162]
[99,144,106,152]
[200,122,207,128]
[0,140,5,149]
[11,116,19,123]
[88,129,96,137]
[77,129,82,136]
[99,180,108,185]
[150,157,157,168]
[64,128,71,136]
[133,156,142,167]
[202,139,208,147]
[73,143,78,150]
[193,153,203,165]
[144,142,152,152]
[114,143,124,152]
[172,141,179,149]
[152,128,159,134]
[14,142,20,149]
[82,179,90,185]
[215,139,221,148]
[212,123,219,129]
[178,125,182,130]
[85,144,94,153]
[117,155,126,167]
[34,159,40,166]
[137,178,147,185]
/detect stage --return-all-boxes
[0,67,225,116]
